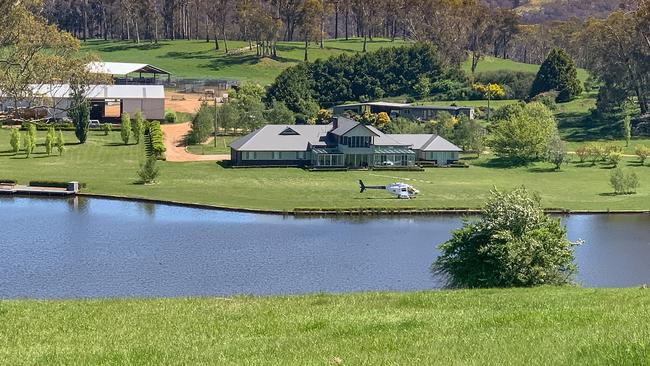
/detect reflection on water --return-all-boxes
[1,197,649,299]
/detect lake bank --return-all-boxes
[2,129,650,213]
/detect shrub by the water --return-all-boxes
[432,187,579,288]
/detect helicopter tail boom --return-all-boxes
[359,180,386,193]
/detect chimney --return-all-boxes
[332,116,339,129]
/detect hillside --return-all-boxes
[483,0,629,22]
[81,38,409,85]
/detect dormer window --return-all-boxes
[279,127,299,136]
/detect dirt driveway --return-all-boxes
[161,122,230,162]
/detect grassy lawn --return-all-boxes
[186,136,239,155]
[463,55,590,83]
[1,287,649,364]
[2,128,650,212]
[81,38,410,85]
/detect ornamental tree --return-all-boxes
[432,187,579,288]
[132,111,145,144]
[10,128,21,154]
[45,127,55,156]
[529,48,583,102]
[120,112,131,145]
[473,82,505,120]
[56,129,65,156]
[545,132,567,170]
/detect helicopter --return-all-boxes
[359,180,420,199]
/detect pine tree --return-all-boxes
[529,48,583,102]
[69,90,90,143]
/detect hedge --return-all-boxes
[20,121,121,131]
[0,179,17,184]
[29,181,87,188]
[146,121,166,159]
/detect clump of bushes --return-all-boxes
[635,145,649,164]
[610,168,639,195]
[575,143,624,166]
[102,123,112,135]
[164,111,177,123]
[433,186,579,288]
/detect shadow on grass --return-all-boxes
[104,142,132,147]
[597,192,635,197]
[528,167,559,173]
[473,157,529,169]
[97,42,166,53]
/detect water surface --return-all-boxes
[1,197,649,299]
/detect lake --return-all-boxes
[1,197,649,299]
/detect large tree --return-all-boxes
[529,48,583,102]
[0,1,104,122]
[489,102,558,162]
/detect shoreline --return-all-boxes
[37,192,650,216]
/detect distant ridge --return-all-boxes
[482,0,632,23]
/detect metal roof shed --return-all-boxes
[87,62,171,84]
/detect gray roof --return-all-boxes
[330,116,379,136]
[366,125,408,146]
[388,134,462,152]
[407,105,474,111]
[230,124,331,151]
[1,84,165,99]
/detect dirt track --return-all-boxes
[160,122,230,162]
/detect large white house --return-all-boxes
[230,117,462,168]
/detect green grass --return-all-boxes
[81,38,410,85]
[1,287,649,365]
[2,128,650,212]
[463,55,590,83]
[186,136,239,155]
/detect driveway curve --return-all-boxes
[160,122,230,162]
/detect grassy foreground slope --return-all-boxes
[81,38,409,84]
[1,129,650,212]
[1,287,649,365]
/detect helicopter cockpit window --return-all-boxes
[407,187,415,193]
